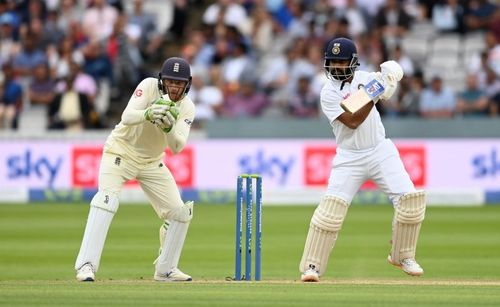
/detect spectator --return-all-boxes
[258,49,288,94]
[356,0,385,20]
[286,1,310,40]
[456,73,489,117]
[203,0,248,34]
[188,68,224,128]
[419,76,456,118]
[57,0,83,34]
[167,0,189,41]
[468,50,489,88]
[49,36,84,79]
[221,78,269,117]
[356,30,387,71]
[55,60,97,104]
[21,0,47,24]
[375,0,413,48]
[48,72,96,130]
[392,44,414,77]
[240,4,274,56]
[464,0,497,32]
[0,62,22,129]
[489,8,500,43]
[220,41,252,92]
[482,68,500,116]
[431,0,465,34]
[287,75,318,118]
[400,71,424,117]
[81,0,118,43]
[82,40,113,85]
[12,33,47,78]
[339,0,367,38]
[27,16,62,51]
[486,31,500,77]
[41,10,65,47]
[107,14,142,94]
[127,0,164,61]
[28,61,56,106]
[0,12,21,66]
[285,38,317,97]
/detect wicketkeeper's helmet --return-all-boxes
[324,37,359,81]
[158,57,192,99]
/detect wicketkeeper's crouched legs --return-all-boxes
[300,196,349,277]
[75,190,119,272]
[154,201,193,281]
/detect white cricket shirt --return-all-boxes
[104,78,195,164]
[321,70,386,151]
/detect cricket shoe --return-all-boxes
[154,268,192,282]
[301,266,320,282]
[387,255,424,276]
[76,262,95,282]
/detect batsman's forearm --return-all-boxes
[339,102,374,129]
[166,123,190,154]
[121,107,147,125]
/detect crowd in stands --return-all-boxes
[0,0,499,131]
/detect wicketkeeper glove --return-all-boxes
[144,98,171,121]
[156,111,177,133]
[169,105,179,120]
[154,99,180,133]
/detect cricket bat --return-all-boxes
[340,78,385,114]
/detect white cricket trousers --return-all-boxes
[99,152,184,219]
[75,152,185,271]
[326,139,415,205]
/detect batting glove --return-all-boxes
[378,73,398,101]
[380,61,404,81]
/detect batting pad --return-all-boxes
[391,190,426,263]
[155,219,190,275]
[300,196,349,275]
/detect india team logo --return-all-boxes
[332,43,340,55]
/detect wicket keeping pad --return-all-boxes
[391,190,426,263]
[300,196,349,275]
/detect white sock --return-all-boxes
[75,206,115,271]
[155,220,189,274]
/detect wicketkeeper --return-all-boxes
[75,57,196,282]
[299,37,426,282]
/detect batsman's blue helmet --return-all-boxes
[158,57,192,98]
[324,37,359,81]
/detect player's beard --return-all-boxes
[331,66,352,81]
[166,85,185,102]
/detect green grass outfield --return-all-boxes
[1,203,500,306]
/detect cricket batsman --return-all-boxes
[299,37,426,282]
[75,57,196,282]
